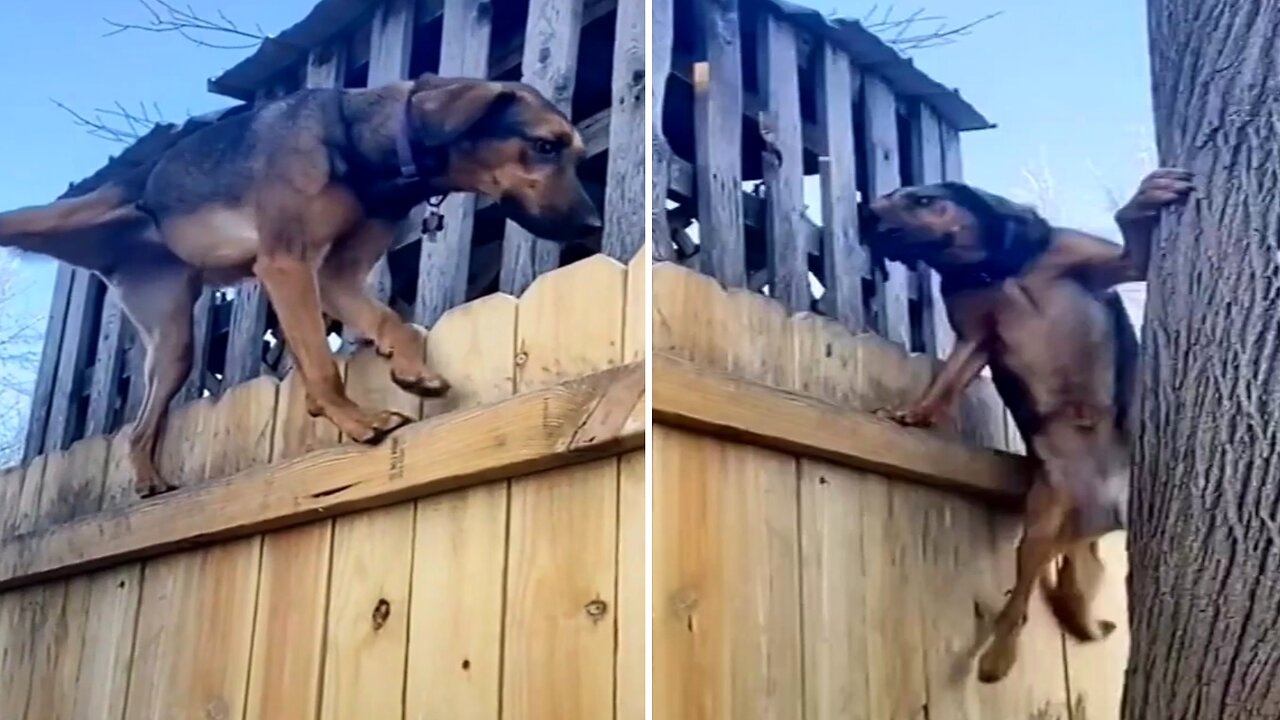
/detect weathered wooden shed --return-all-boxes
[650,0,1129,717]
[0,0,645,718]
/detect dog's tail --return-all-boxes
[0,104,249,273]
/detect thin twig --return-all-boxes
[103,0,266,50]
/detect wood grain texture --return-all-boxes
[71,564,143,720]
[653,352,1029,502]
[498,0,585,296]
[653,427,804,719]
[367,0,416,308]
[615,450,644,720]
[416,0,492,327]
[861,74,910,346]
[692,0,746,287]
[912,104,952,357]
[85,291,128,437]
[817,45,865,332]
[24,264,74,460]
[757,13,809,313]
[38,436,109,527]
[223,280,270,387]
[0,586,40,718]
[44,270,100,452]
[0,467,25,538]
[125,389,265,720]
[405,291,517,720]
[601,0,645,262]
[502,252,624,719]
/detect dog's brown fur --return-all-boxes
[0,74,600,497]
[865,168,1193,683]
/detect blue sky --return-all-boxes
[0,1,1157,439]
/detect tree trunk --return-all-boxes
[1125,1,1280,718]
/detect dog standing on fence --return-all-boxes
[0,74,601,497]
[863,168,1193,682]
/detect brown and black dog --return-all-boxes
[863,168,1193,683]
[0,74,601,497]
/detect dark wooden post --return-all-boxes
[601,0,646,262]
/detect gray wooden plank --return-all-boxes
[122,323,146,423]
[177,288,216,403]
[651,0,674,260]
[913,104,953,358]
[861,74,909,346]
[817,44,866,332]
[366,0,417,307]
[43,270,100,452]
[692,0,746,288]
[416,0,492,327]
[222,281,269,386]
[23,264,75,461]
[83,290,128,437]
[306,41,347,88]
[757,13,808,313]
[600,0,645,263]
[498,0,587,296]
[941,123,964,182]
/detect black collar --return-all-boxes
[396,95,420,180]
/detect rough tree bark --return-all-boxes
[1125,1,1280,718]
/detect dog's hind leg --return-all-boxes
[978,479,1070,683]
[1043,539,1117,642]
[253,252,413,443]
[114,263,200,497]
[319,220,449,397]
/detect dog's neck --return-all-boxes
[337,85,449,190]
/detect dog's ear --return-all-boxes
[408,76,516,146]
[941,182,1051,262]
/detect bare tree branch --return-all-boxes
[846,4,1002,52]
[103,0,267,50]
[50,98,167,145]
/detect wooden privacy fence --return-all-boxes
[24,0,646,465]
[651,0,990,357]
[651,262,1130,720]
[0,251,644,720]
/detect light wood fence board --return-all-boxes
[71,564,143,720]
[0,466,24,537]
[245,361,344,720]
[16,453,48,534]
[406,291,518,720]
[616,450,645,720]
[0,586,40,718]
[1062,534,1129,719]
[502,252,625,719]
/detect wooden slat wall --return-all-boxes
[757,12,808,314]
[416,0,492,327]
[601,0,646,262]
[692,0,747,287]
[650,0,674,257]
[817,43,865,333]
[0,247,646,720]
[499,0,587,296]
[652,261,1120,720]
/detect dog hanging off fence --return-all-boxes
[0,74,602,497]
[863,168,1193,682]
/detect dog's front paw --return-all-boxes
[1116,168,1194,222]
[135,473,179,498]
[874,406,936,428]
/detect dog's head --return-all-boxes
[408,74,601,242]
[863,182,1051,271]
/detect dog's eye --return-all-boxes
[532,139,560,157]
[913,195,935,208]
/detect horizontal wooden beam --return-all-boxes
[0,362,645,591]
[652,352,1031,503]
